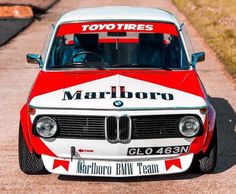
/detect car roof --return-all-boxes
[57,6,179,27]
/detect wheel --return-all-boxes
[18,124,48,174]
[190,126,217,173]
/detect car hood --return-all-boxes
[29,70,207,110]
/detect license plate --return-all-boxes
[127,145,189,156]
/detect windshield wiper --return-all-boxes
[129,64,156,68]
[112,64,157,68]
[66,62,104,70]
[110,64,173,69]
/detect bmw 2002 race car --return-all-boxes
[19,6,217,177]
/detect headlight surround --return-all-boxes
[35,116,57,138]
[179,116,200,137]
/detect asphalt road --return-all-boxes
[0,0,58,46]
[0,0,235,193]
[0,19,33,46]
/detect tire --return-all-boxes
[18,124,48,174]
[190,126,217,173]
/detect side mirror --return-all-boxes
[191,52,205,67]
[26,54,43,68]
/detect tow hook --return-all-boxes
[71,146,75,161]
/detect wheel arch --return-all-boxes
[202,115,217,153]
[20,103,33,153]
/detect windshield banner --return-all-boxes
[57,22,178,36]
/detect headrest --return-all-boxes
[73,34,99,50]
[139,33,164,47]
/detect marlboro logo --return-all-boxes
[53,159,70,171]
[62,86,174,101]
[165,158,182,171]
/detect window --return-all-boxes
[41,24,54,64]
[47,22,189,70]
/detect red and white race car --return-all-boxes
[19,6,217,177]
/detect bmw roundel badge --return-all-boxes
[113,100,123,107]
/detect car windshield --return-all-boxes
[47,21,189,70]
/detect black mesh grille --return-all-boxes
[106,116,117,141]
[50,115,105,139]
[33,114,201,139]
[131,115,182,139]
[119,116,130,141]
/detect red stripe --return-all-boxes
[202,105,216,153]
[99,38,139,43]
[189,115,208,154]
[28,70,206,102]
[28,71,113,103]
[20,104,33,152]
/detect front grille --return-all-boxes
[105,116,117,141]
[131,115,183,139]
[105,116,131,143]
[119,116,131,141]
[52,115,105,139]
[33,115,200,139]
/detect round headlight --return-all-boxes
[35,117,57,138]
[179,116,200,137]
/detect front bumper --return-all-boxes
[42,154,193,177]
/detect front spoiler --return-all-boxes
[42,154,193,177]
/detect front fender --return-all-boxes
[202,104,216,153]
[20,103,33,152]
[20,104,56,156]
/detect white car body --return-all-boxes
[19,6,217,177]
